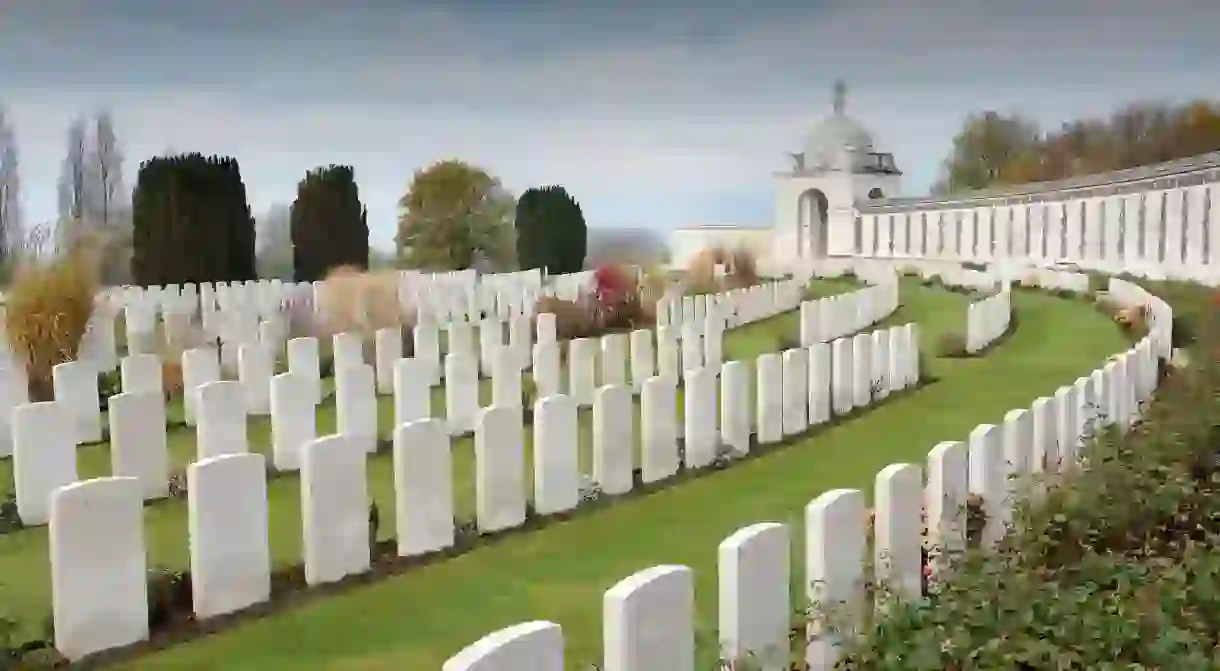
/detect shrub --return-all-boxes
[3,226,100,401]
[305,265,412,340]
[534,295,597,339]
[146,567,192,631]
[935,331,968,357]
[823,281,1220,670]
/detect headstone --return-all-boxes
[442,621,564,671]
[600,334,627,387]
[53,360,102,444]
[414,325,442,386]
[286,337,322,405]
[804,488,865,668]
[720,360,750,454]
[109,391,169,500]
[474,406,526,532]
[238,344,272,415]
[301,434,370,585]
[333,331,365,371]
[50,477,148,661]
[532,341,561,399]
[603,565,694,671]
[336,363,378,454]
[593,385,634,495]
[781,349,808,436]
[196,380,249,460]
[533,394,580,514]
[628,329,654,393]
[120,354,162,396]
[755,353,783,445]
[968,423,1005,549]
[393,357,432,428]
[640,376,679,483]
[568,338,597,407]
[874,463,923,602]
[270,372,316,471]
[182,347,221,425]
[718,522,790,669]
[374,326,402,395]
[393,418,454,557]
[13,401,78,525]
[444,354,480,436]
[0,368,29,458]
[188,453,271,619]
[491,345,522,409]
[683,367,718,468]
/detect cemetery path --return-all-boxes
[117,283,1127,670]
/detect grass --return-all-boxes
[0,278,866,641]
[113,281,1127,670]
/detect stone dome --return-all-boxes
[800,80,877,171]
[804,114,875,167]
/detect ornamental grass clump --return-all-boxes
[3,224,100,401]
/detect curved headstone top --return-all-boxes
[860,150,1220,213]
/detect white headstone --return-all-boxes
[301,434,370,585]
[393,418,454,557]
[109,391,169,500]
[270,372,316,471]
[188,453,271,619]
[50,477,148,661]
[13,401,78,525]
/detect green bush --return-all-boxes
[824,280,1220,669]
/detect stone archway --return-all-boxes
[797,189,830,258]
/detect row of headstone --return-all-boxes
[965,287,1013,354]
[5,274,837,530]
[437,289,1170,671]
[799,280,899,347]
[41,313,922,661]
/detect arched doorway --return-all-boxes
[797,189,830,258]
[868,187,885,199]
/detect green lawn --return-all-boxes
[113,282,1129,670]
[0,278,867,640]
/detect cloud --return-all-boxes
[3,0,1219,248]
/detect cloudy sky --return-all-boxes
[3,0,1219,249]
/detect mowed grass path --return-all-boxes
[0,279,864,638]
[124,284,1127,670]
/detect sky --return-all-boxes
[3,0,1219,250]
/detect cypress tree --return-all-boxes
[131,153,256,285]
[289,165,369,281]
[514,185,586,274]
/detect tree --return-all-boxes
[396,159,515,271]
[289,165,369,281]
[933,111,1042,194]
[937,98,1220,193]
[256,203,294,279]
[86,110,125,231]
[57,118,88,227]
[131,153,257,286]
[514,185,587,274]
[0,107,20,265]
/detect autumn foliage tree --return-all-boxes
[289,165,369,281]
[396,160,516,271]
[935,99,1220,194]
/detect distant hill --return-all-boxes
[584,227,668,267]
